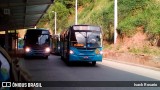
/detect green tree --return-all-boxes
[38,2,69,33]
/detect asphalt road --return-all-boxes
[19,54,160,90]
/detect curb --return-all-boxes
[103,58,160,71]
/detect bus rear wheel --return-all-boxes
[92,61,96,66]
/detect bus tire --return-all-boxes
[92,61,96,66]
[66,60,72,66]
[66,56,71,66]
[24,55,29,59]
[61,56,64,60]
[44,56,48,59]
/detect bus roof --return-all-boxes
[25,29,50,35]
[27,28,49,31]
[70,25,101,31]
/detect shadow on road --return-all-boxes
[23,56,48,60]
[62,61,99,67]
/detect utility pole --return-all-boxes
[52,11,57,35]
[75,0,78,25]
[114,0,118,44]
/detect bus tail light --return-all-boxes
[45,47,51,53]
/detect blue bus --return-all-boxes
[60,25,103,65]
[23,29,51,59]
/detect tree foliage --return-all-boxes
[37,0,92,33]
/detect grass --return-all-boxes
[68,0,114,27]
[129,46,160,56]
[118,0,160,36]
[103,43,113,50]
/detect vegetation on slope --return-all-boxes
[37,0,160,40]
[118,0,160,37]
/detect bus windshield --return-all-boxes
[71,31,101,48]
[25,34,49,45]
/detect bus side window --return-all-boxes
[45,39,49,44]
[70,31,77,46]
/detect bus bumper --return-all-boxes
[69,54,102,62]
[24,51,50,57]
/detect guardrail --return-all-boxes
[12,58,34,90]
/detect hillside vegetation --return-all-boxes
[118,0,160,37]
[37,0,160,42]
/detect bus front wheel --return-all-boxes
[61,55,64,60]
[44,56,48,59]
[92,61,96,66]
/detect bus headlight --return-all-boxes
[69,50,74,54]
[100,51,103,54]
[58,46,60,50]
[45,47,51,53]
[25,47,31,52]
[95,49,103,54]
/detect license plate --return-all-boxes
[83,56,89,60]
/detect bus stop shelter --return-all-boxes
[0,0,54,53]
